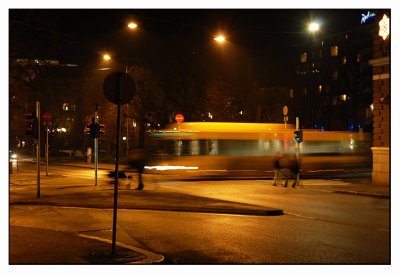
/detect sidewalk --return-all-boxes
[9,226,162,264]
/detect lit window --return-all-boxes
[330,46,339,56]
[318,85,323,92]
[340,94,347,101]
[342,57,347,64]
[300,53,307,63]
[63,103,69,111]
[289,89,294,98]
[332,71,339,80]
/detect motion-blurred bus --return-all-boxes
[148,122,372,178]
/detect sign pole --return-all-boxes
[175,114,184,159]
[103,71,136,255]
[112,101,121,254]
[295,117,300,186]
[42,112,53,177]
[283,106,288,129]
[36,101,40,198]
[46,125,48,176]
[94,104,99,186]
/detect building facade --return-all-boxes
[368,11,390,185]
[295,16,375,131]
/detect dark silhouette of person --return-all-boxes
[273,154,300,188]
[128,147,148,190]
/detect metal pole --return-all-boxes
[178,122,181,159]
[46,126,48,176]
[112,102,121,254]
[36,101,40,198]
[295,117,300,186]
[126,103,129,156]
[94,105,98,186]
[125,65,129,157]
[111,71,123,254]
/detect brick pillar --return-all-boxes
[369,11,390,185]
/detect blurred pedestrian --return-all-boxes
[128,147,148,190]
[273,154,299,188]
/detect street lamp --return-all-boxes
[214,35,225,43]
[309,22,320,32]
[307,22,320,129]
[128,22,138,30]
[103,54,111,61]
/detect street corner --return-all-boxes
[9,225,164,264]
[77,234,165,264]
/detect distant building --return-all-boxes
[368,11,390,185]
[294,14,375,130]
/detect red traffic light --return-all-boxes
[24,112,38,138]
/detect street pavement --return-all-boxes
[9,160,389,264]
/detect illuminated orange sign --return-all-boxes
[379,14,390,40]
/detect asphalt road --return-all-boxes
[9,161,390,264]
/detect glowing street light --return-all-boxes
[128,22,138,29]
[103,54,111,61]
[309,22,320,32]
[214,35,225,43]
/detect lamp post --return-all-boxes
[102,22,139,157]
[308,22,319,128]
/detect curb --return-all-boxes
[77,233,165,264]
[332,190,389,199]
[10,201,284,216]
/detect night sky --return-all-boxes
[52,9,364,36]
[9,8,371,72]
[10,9,367,49]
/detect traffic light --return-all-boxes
[294,130,303,143]
[86,119,104,138]
[86,120,96,138]
[97,124,105,138]
[25,112,38,138]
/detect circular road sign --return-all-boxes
[175,114,184,123]
[283,105,288,116]
[43,112,53,121]
[103,71,136,105]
